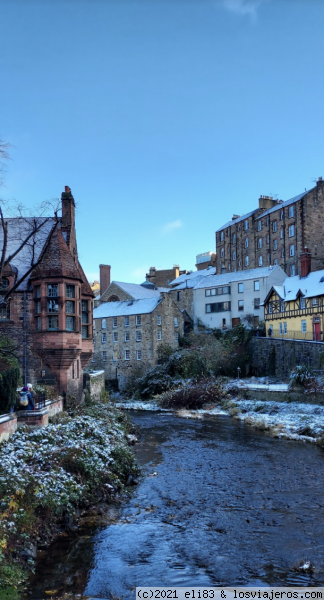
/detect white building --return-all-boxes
[193,265,286,330]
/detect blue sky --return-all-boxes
[1,0,324,283]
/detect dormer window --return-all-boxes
[0,277,9,289]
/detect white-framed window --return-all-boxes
[113,331,118,342]
[113,349,118,361]
[245,256,249,266]
[102,318,106,329]
[124,349,130,360]
[136,315,141,326]
[257,221,262,231]
[289,224,295,237]
[102,351,107,361]
[136,330,142,342]
[157,330,162,341]
[273,239,278,250]
[290,245,295,256]
[301,320,307,333]
[238,283,243,293]
[300,298,306,309]
[157,315,162,325]
[238,300,244,311]
[137,350,142,361]
[258,238,262,249]
[254,280,260,291]
[279,322,287,334]
[221,248,224,258]
[174,317,178,327]
[124,316,129,326]
[312,298,319,306]
[244,220,249,230]
[272,221,277,232]
[220,231,224,241]
[175,332,179,342]
[259,256,263,266]
[290,265,296,276]
[113,317,117,327]
[233,250,236,260]
[289,205,294,218]
[245,237,249,248]
[102,333,107,343]
[125,331,130,342]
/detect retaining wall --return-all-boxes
[250,337,324,379]
[0,413,18,443]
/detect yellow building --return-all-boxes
[264,269,324,341]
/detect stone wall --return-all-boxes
[45,398,64,417]
[84,370,105,401]
[250,337,324,379]
[0,414,17,443]
[169,288,194,320]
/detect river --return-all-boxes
[27,411,324,598]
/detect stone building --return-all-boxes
[0,187,94,399]
[145,265,189,287]
[215,178,324,277]
[92,280,184,390]
[195,251,217,271]
[168,266,216,322]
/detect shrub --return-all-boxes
[0,362,20,415]
[289,365,312,387]
[159,378,227,409]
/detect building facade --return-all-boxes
[0,187,94,398]
[215,178,324,277]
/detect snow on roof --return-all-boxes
[194,266,282,290]
[255,190,310,220]
[170,266,216,287]
[112,281,161,299]
[94,297,161,318]
[215,208,258,233]
[0,217,56,290]
[270,269,324,302]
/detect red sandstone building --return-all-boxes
[0,187,94,399]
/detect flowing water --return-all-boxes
[27,411,324,598]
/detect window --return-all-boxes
[280,228,284,239]
[238,300,244,311]
[290,245,295,256]
[221,248,224,258]
[66,300,75,314]
[174,317,178,327]
[280,302,285,312]
[206,301,231,313]
[124,350,130,360]
[113,331,118,342]
[157,315,162,325]
[48,315,58,330]
[257,221,262,231]
[102,319,106,329]
[102,333,107,343]
[274,259,278,265]
[259,256,263,266]
[47,284,58,297]
[35,285,41,298]
[268,303,273,314]
[66,285,75,298]
[177,291,181,301]
[254,298,260,309]
[289,205,294,218]
[312,298,319,306]
[157,330,162,341]
[245,237,249,248]
[272,221,277,232]
[280,209,284,220]
[35,300,41,314]
[258,238,262,249]
[136,330,142,342]
[281,248,285,258]
[66,316,74,331]
[300,298,306,309]
[273,239,278,250]
[137,350,142,361]
[233,233,236,243]
[113,317,117,327]
[124,316,129,326]
[233,250,236,260]
[102,351,107,361]
[81,300,88,333]
[244,220,249,230]
[82,326,88,338]
[228,246,230,255]
[267,253,270,263]
[254,280,260,291]
[136,315,141,326]
[220,231,224,241]
[266,216,270,226]
[125,331,130,342]
[0,299,11,320]
[175,332,179,343]
[301,320,307,333]
[47,299,58,313]
[267,234,269,244]
[290,265,296,276]
[36,316,41,331]
[205,289,211,297]
[279,322,287,334]
[289,225,295,237]
[245,256,249,266]
[238,283,243,293]
[113,349,118,361]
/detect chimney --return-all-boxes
[100,264,111,295]
[300,247,311,278]
[61,186,77,260]
[258,195,277,210]
[317,177,323,186]
[232,214,239,221]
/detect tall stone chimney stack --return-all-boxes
[61,186,77,261]
[100,264,111,296]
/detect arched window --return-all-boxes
[108,295,120,302]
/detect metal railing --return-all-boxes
[266,330,322,342]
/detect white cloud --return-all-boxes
[162,220,183,234]
[222,0,269,19]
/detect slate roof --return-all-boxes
[169,266,216,288]
[267,270,324,302]
[215,209,259,233]
[112,281,162,299]
[94,297,161,318]
[255,190,310,221]
[194,265,283,290]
